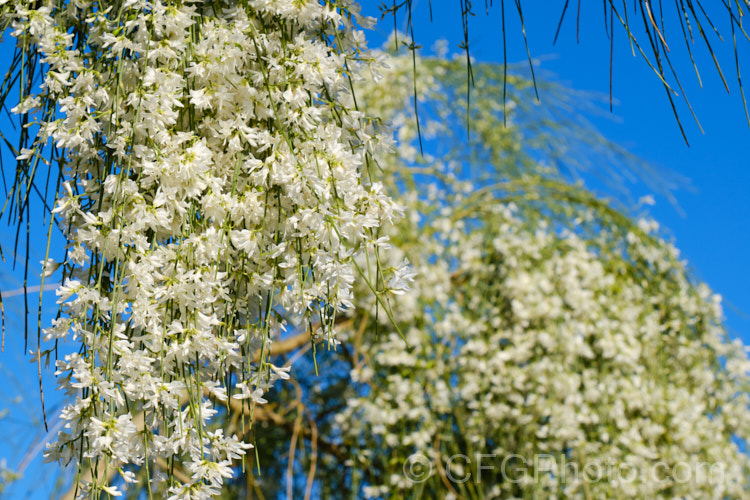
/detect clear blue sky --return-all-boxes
[1,2,749,498]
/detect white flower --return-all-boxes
[387,258,417,295]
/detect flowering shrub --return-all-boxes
[1,3,749,499]
[1,1,404,497]
[339,199,750,498]
[330,48,750,499]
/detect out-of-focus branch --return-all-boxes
[222,389,349,464]
[303,415,318,500]
[254,331,311,363]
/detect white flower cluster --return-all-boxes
[338,200,750,498]
[4,0,402,497]
[328,48,750,499]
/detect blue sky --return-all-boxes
[1,2,749,498]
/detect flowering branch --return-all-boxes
[0,1,408,497]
